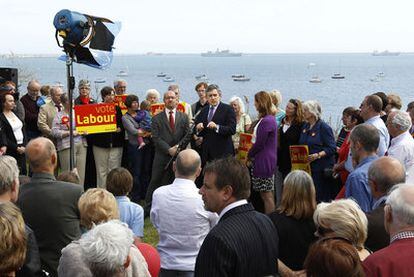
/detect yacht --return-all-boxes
[157,72,167,77]
[94,78,106,84]
[309,76,322,83]
[117,70,128,77]
[195,74,208,80]
[163,76,175,82]
[331,73,345,79]
[232,75,250,82]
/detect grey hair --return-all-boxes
[349,124,380,153]
[113,79,127,87]
[146,89,160,100]
[0,156,19,195]
[390,110,412,132]
[229,96,245,114]
[303,100,321,120]
[314,199,368,250]
[80,220,133,276]
[49,86,63,97]
[269,90,283,107]
[386,184,414,227]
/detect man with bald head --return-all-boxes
[145,91,190,213]
[20,80,42,140]
[365,156,406,252]
[17,137,82,276]
[363,184,414,276]
[151,149,218,276]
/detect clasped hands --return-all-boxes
[196,121,217,132]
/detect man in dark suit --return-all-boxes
[365,156,405,252]
[145,90,190,212]
[195,156,279,277]
[195,84,236,165]
[17,137,82,276]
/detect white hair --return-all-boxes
[303,100,322,120]
[390,110,412,132]
[146,89,160,100]
[229,96,245,114]
[113,79,127,87]
[80,220,133,276]
[386,183,414,227]
[0,156,19,194]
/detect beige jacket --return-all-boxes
[38,102,58,138]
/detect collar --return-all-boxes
[390,131,411,146]
[391,231,414,244]
[372,195,387,210]
[171,178,197,188]
[365,115,381,123]
[116,196,131,202]
[355,155,378,169]
[219,199,248,220]
[31,172,56,181]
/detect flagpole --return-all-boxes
[66,54,75,170]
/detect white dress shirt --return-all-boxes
[365,115,390,156]
[150,178,218,271]
[388,131,414,179]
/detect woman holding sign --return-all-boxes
[248,91,277,214]
[299,100,337,202]
[52,93,87,185]
[229,96,252,152]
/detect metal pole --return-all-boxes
[66,54,75,170]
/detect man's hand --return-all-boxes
[0,146,6,155]
[196,123,204,132]
[17,146,25,154]
[168,145,178,156]
[195,137,203,146]
[207,121,217,130]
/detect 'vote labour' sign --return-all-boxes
[75,103,117,134]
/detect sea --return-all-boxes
[1,53,414,127]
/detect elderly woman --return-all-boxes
[269,170,316,271]
[269,89,286,127]
[229,96,252,151]
[248,91,277,214]
[122,95,148,202]
[145,89,160,105]
[313,199,371,261]
[51,93,87,185]
[278,99,305,179]
[0,92,27,173]
[0,202,27,277]
[58,188,150,277]
[90,86,125,188]
[299,100,337,202]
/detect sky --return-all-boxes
[2,0,414,54]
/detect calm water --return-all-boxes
[2,53,414,122]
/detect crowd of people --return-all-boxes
[1,77,414,276]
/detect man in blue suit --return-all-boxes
[195,84,236,166]
[195,156,279,277]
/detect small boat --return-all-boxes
[195,74,208,80]
[232,75,250,82]
[163,76,175,82]
[157,72,167,77]
[117,70,128,77]
[372,50,400,56]
[94,78,106,84]
[201,49,242,57]
[232,74,245,78]
[376,72,385,77]
[309,76,322,83]
[331,73,345,79]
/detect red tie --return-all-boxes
[169,110,175,132]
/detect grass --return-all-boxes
[143,217,159,246]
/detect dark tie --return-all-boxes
[169,110,175,132]
[55,104,61,112]
[207,105,215,122]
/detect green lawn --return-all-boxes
[143,217,159,246]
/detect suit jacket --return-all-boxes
[278,121,304,177]
[151,109,190,169]
[195,203,279,277]
[0,112,27,158]
[195,102,236,164]
[365,202,389,252]
[38,101,58,138]
[17,173,82,277]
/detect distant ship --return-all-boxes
[117,70,128,77]
[232,75,250,82]
[331,73,345,79]
[309,76,322,83]
[372,50,400,56]
[163,76,175,82]
[195,74,208,80]
[157,72,167,77]
[201,49,242,57]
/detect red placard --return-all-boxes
[289,145,311,174]
[74,103,117,134]
[114,94,128,115]
[237,133,254,163]
[150,102,186,116]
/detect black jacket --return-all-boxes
[0,112,27,158]
[89,105,125,148]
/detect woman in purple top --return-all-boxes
[248,91,277,214]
